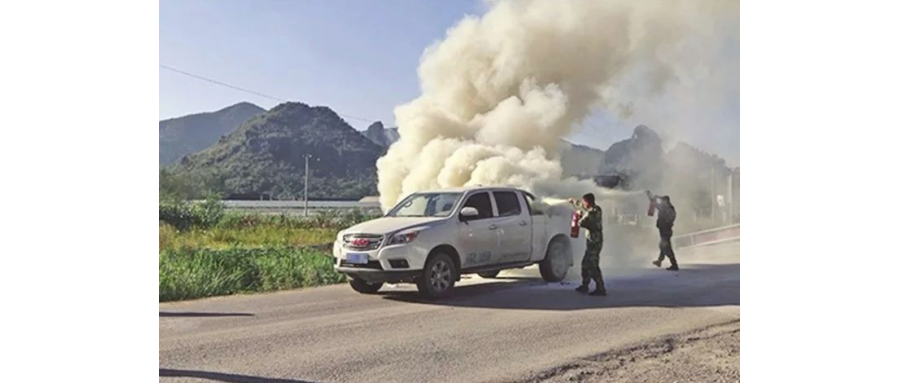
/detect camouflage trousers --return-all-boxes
[656,228,678,267]
[581,239,605,290]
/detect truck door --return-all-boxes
[456,191,500,268]
[491,190,532,264]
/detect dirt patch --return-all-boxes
[518,320,740,383]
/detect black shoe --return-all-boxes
[652,260,662,268]
[590,289,607,296]
[667,265,679,271]
[575,285,589,293]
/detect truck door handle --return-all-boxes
[519,221,527,226]
[489,224,498,230]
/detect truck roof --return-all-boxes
[415,185,527,194]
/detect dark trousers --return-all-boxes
[657,228,678,267]
[581,239,605,290]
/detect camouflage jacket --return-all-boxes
[653,202,677,229]
[578,205,603,244]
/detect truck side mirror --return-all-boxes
[460,207,479,221]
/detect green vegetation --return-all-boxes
[159,247,344,302]
[159,220,337,251]
[159,168,228,202]
[159,195,379,302]
[158,197,226,231]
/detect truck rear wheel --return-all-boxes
[416,253,457,298]
[540,237,570,282]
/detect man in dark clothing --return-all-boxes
[647,192,679,271]
[569,193,607,296]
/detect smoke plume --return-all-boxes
[377,0,736,210]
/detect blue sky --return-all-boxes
[160,0,485,123]
[160,0,739,164]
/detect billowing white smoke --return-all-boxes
[377,0,735,210]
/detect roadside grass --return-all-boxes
[159,246,345,302]
[158,208,378,302]
[159,222,337,251]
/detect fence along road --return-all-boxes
[218,200,382,215]
[673,224,740,249]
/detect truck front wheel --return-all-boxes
[349,278,383,294]
[416,253,457,298]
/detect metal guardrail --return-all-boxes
[212,200,383,216]
[673,224,740,249]
[220,200,381,209]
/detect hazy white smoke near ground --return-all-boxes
[377,0,736,210]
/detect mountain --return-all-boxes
[362,122,400,147]
[664,142,730,177]
[558,140,605,177]
[662,141,733,213]
[361,123,605,178]
[598,125,664,189]
[159,102,265,165]
[175,102,384,200]
[590,124,737,215]
[162,103,735,213]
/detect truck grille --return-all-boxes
[339,260,384,270]
[342,233,384,251]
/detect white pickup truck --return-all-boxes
[333,186,574,298]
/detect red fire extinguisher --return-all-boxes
[647,201,655,216]
[570,210,582,238]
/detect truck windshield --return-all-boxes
[387,193,462,217]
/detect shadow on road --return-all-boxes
[159,312,254,318]
[382,263,739,311]
[160,368,318,383]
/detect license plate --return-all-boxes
[346,253,369,264]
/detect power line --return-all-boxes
[159,64,378,124]
[160,64,285,102]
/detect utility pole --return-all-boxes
[727,170,734,224]
[711,166,716,222]
[304,154,310,217]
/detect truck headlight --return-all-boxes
[387,230,419,246]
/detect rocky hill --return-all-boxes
[159,102,265,165]
[362,122,400,147]
[161,102,734,211]
[598,125,664,189]
[175,102,383,200]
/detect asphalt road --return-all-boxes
[159,242,739,383]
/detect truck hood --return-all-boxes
[342,216,447,236]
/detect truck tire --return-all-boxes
[349,278,383,294]
[540,237,570,282]
[477,270,501,278]
[416,252,457,298]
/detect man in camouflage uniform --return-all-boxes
[570,193,607,296]
[647,192,679,271]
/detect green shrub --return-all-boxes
[212,210,379,231]
[159,203,194,231]
[159,197,225,231]
[193,197,225,228]
[159,222,177,251]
